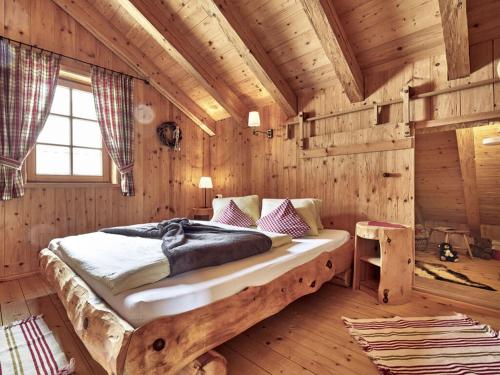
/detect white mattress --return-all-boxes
[49,221,292,295]
[79,229,350,327]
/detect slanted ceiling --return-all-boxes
[416,124,500,234]
[51,0,500,133]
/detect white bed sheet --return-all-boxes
[78,229,350,327]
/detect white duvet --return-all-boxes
[49,221,292,294]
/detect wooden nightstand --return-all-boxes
[191,207,213,220]
[353,221,413,305]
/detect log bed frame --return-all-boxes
[39,238,354,374]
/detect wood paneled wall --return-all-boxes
[211,37,500,236]
[211,92,415,233]
[0,0,208,279]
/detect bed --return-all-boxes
[39,223,354,374]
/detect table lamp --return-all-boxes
[198,176,213,208]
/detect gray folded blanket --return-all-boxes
[100,218,272,276]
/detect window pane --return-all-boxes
[72,89,97,120]
[36,145,70,175]
[73,148,103,176]
[72,119,102,148]
[50,85,70,116]
[38,115,70,145]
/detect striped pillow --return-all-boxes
[257,199,310,238]
[214,200,253,227]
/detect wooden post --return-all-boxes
[372,102,379,126]
[400,86,412,137]
[456,128,481,238]
[298,111,308,149]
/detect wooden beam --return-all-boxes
[456,128,481,238]
[199,0,297,117]
[300,138,413,159]
[438,0,471,80]
[123,0,248,124]
[52,0,216,136]
[298,0,364,102]
[414,110,500,131]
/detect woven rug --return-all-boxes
[415,260,496,291]
[0,316,75,375]
[343,313,500,374]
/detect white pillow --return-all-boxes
[212,195,260,225]
[261,198,320,236]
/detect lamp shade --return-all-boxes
[198,176,213,189]
[248,111,261,127]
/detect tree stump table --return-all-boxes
[353,221,413,305]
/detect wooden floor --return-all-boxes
[416,247,500,291]
[1,275,499,375]
[415,246,500,310]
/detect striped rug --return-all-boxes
[343,313,500,374]
[0,316,74,375]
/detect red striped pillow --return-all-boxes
[214,199,253,227]
[257,199,310,238]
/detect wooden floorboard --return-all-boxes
[417,247,500,289]
[416,246,500,309]
[0,277,498,374]
[0,276,103,374]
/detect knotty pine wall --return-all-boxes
[211,38,500,236]
[0,0,208,279]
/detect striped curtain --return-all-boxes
[91,67,135,196]
[0,39,60,200]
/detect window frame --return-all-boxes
[27,78,112,184]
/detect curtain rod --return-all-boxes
[0,35,149,84]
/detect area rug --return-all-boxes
[343,313,500,374]
[415,260,496,291]
[0,315,75,374]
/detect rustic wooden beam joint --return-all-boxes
[400,85,412,137]
[52,0,216,136]
[200,0,297,116]
[298,0,364,102]
[125,0,249,123]
[298,111,308,150]
[285,77,500,127]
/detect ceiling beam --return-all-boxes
[52,0,215,136]
[438,0,471,80]
[456,128,481,238]
[199,0,297,117]
[123,0,248,124]
[298,0,364,102]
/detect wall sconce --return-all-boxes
[482,135,500,146]
[248,111,273,139]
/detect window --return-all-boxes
[27,79,111,183]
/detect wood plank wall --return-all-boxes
[211,89,415,233]
[211,38,500,236]
[0,0,208,279]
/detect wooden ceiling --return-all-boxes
[53,0,500,133]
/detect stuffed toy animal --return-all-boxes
[439,242,459,262]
